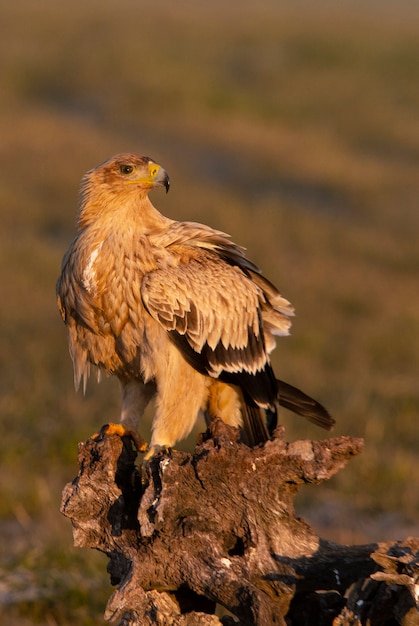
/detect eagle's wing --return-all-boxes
[141,248,287,410]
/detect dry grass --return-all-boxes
[1,0,418,622]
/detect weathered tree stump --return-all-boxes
[60,420,419,625]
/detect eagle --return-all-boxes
[57,153,333,453]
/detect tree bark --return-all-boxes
[60,420,419,625]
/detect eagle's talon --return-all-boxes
[91,423,148,452]
[143,444,173,461]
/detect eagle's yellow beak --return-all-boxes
[127,162,170,193]
[147,162,170,193]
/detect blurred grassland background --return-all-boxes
[1,0,418,623]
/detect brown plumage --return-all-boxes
[57,153,333,452]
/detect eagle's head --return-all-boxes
[77,153,170,228]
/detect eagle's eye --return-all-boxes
[120,164,134,175]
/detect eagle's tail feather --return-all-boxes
[240,400,270,447]
[277,379,335,431]
[235,375,334,447]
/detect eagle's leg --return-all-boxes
[205,381,269,446]
[149,350,208,452]
[92,379,156,452]
[204,381,242,429]
[119,378,156,431]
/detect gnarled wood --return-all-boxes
[61,421,419,625]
